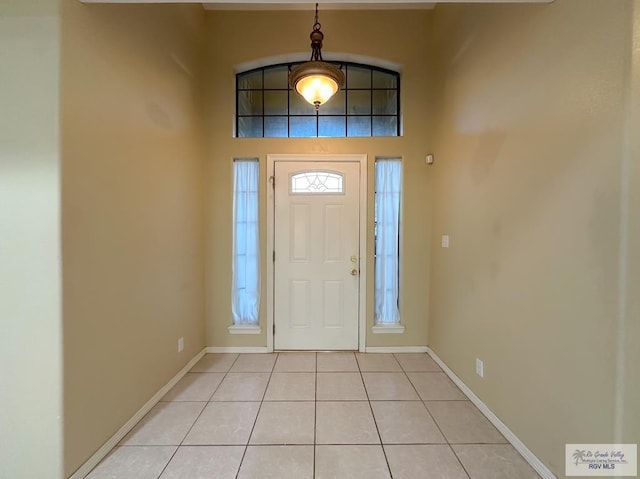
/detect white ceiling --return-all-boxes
[80,0,553,10]
[203,2,438,10]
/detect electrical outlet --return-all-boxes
[475,358,484,378]
[178,337,184,353]
[441,235,450,248]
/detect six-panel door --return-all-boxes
[274,161,360,350]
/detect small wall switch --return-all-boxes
[476,358,484,378]
[441,235,450,248]
[178,337,184,353]
[426,154,435,165]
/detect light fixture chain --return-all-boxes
[310,2,323,62]
[313,3,320,30]
[290,2,344,110]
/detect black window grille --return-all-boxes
[236,62,400,138]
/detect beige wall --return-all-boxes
[5,2,636,476]
[428,0,635,476]
[0,1,63,477]
[204,10,434,348]
[621,0,640,445]
[61,1,207,475]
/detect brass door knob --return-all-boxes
[350,269,358,276]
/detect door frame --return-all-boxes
[266,154,368,353]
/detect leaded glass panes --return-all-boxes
[237,117,262,138]
[263,65,288,89]
[346,65,371,89]
[373,116,398,137]
[291,171,344,194]
[318,91,346,116]
[290,116,317,138]
[347,116,371,137]
[347,90,372,115]
[373,70,397,89]
[238,91,262,116]
[319,116,346,137]
[236,62,400,138]
[264,91,288,116]
[264,116,288,137]
[373,90,397,115]
[290,91,316,115]
[237,70,262,90]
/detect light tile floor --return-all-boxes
[87,352,541,479]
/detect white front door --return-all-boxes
[274,161,360,350]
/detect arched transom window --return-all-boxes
[236,62,400,138]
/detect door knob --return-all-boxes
[350,269,359,276]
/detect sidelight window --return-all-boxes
[374,158,402,328]
[231,159,260,328]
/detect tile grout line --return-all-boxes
[101,352,532,478]
[418,352,537,475]
[154,353,242,479]
[313,352,318,479]
[394,352,472,479]
[356,353,395,479]
[234,352,278,479]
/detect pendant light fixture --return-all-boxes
[289,3,345,110]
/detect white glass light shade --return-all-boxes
[296,75,339,107]
[290,61,345,109]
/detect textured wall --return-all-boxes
[428,1,634,476]
[203,9,434,349]
[61,1,207,475]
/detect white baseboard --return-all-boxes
[206,346,270,353]
[206,346,429,354]
[425,347,557,479]
[69,348,207,479]
[365,346,429,353]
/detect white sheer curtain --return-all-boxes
[375,159,402,325]
[232,159,260,325]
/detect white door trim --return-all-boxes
[266,154,368,353]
